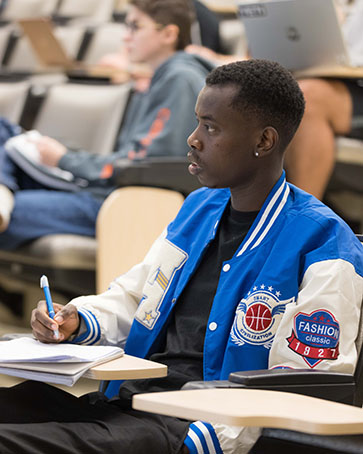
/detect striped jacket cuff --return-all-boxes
[71,308,100,345]
[184,421,223,454]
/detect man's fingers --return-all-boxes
[31,327,62,343]
[31,318,61,343]
[31,301,79,342]
[31,300,56,328]
[31,300,64,342]
[53,304,78,325]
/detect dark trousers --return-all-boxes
[0,381,189,454]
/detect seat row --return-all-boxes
[0,0,122,24]
[0,77,200,321]
[0,21,126,73]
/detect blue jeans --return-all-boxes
[0,146,103,250]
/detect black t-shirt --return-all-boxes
[118,202,258,401]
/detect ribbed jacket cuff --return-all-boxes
[71,308,100,345]
[184,421,223,454]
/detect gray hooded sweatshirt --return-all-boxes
[58,51,215,199]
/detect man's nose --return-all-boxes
[187,133,202,150]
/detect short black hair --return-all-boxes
[206,59,305,149]
[130,0,195,50]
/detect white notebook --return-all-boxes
[5,131,88,191]
[0,337,124,386]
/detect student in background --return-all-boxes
[284,0,363,200]
[98,0,222,90]
[0,0,214,250]
[0,59,361,454]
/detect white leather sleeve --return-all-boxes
[213,425,262,454]
[270,259,362,372]
[68,230,168,347]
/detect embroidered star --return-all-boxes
[144,311,154,322]
[253,286,257,291]
[260,284,265,289]
[268,286,273,292]
[275,291,281,297]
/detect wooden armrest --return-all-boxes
[84,354,167,380]
[111,158,201,196]
[229,368,353,385]
[183,369,356,404]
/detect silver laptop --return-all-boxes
[237,0,350,70]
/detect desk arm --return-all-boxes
[84,354,167,380]
[183,369,356,405]
[111,157,201,196]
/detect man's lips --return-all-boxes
[187,151,202,175]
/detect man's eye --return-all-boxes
[204,124,215,132]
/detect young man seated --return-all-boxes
[0,0,213,250]
[0,59,361,454]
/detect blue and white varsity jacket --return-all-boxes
[70,173,363,454]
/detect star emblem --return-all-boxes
[144,311,154,322]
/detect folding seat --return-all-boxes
[0,79,30,123]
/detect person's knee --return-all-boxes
[298,79,332,115]
[298,78,352,133]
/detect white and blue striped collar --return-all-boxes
[236,172,290,257]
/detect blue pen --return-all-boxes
[40,275,59,339]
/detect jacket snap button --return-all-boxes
[223,264,231,272]
[209,322,217,331]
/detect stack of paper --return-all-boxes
[0,337,124,386]
[5,131,87,191]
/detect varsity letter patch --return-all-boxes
[287,310,340,368]
[135,240,187,329]
[231,285,293,349]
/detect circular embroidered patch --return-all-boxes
[231,287,287,348]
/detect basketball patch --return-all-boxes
[287,310,340,368]
[231,285,292,348]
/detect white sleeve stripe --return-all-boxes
[77,309,95,344]
[194,421,217,454]
[186,427,205,454]
[77,309,99,344]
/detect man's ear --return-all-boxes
[255,127,279,157]
[162,24,180,49]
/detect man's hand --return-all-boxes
[31,135,67,167]
[31,301,79,343]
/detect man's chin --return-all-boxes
[197,176,221,189]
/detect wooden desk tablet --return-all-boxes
[294,65,363,79]
[133,388,363,435]
[85,354,167,380]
